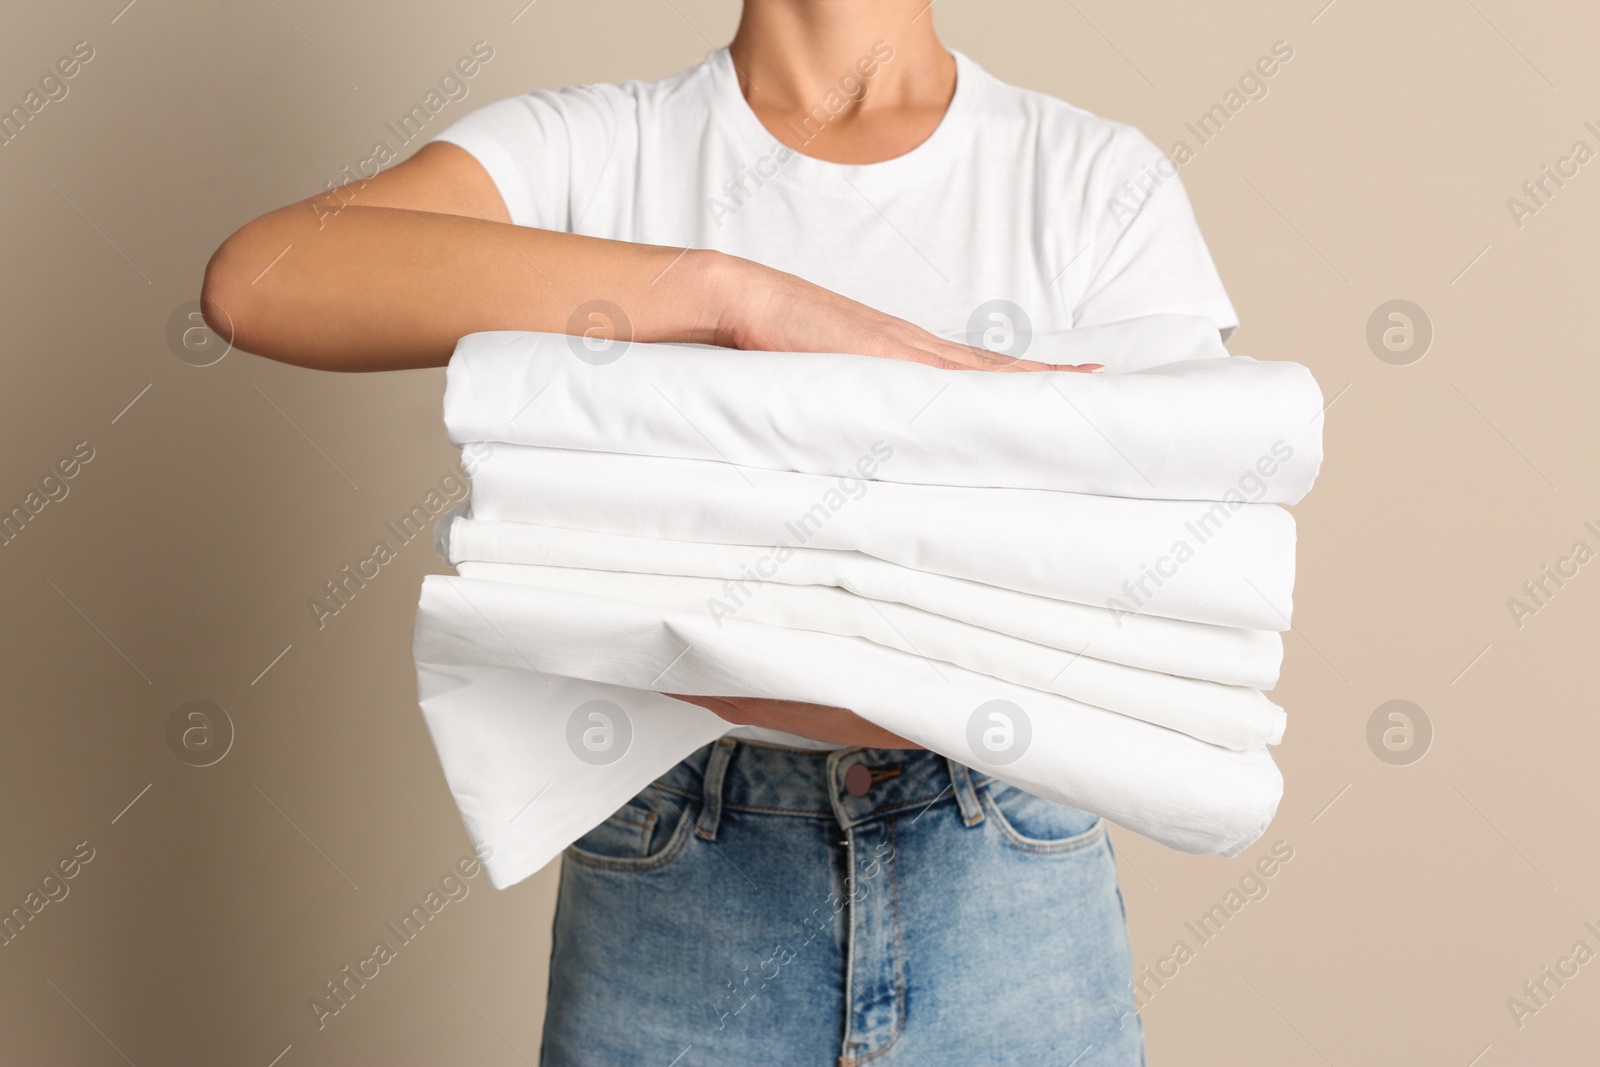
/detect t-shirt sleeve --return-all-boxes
[427,86,623,233]
[1071,125,1239,340]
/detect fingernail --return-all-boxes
[1086,364,1106,373]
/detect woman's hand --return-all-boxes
[707,252,1102,374]
[665,694,922,749]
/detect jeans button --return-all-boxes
[844,762,872,797]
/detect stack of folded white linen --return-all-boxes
[411,314,1325,889]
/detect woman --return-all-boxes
[204,2,1236,1062]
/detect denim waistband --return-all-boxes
[652,738,999,838]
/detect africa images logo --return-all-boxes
[566,699,633,766]
[965,699,1032,767]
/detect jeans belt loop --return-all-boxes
[695,738,736,840]
[945,757,986,827]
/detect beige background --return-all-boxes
[3,0,1597,1063]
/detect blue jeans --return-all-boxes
[541,738,1144,1066]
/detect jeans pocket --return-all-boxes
[981,783,1106,856]
[564,784,699,872]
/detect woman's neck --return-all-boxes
[727,0,956,164]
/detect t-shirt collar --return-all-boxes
[706,45,982,196]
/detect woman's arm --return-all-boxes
[201,142,1095,374]
[204,143,1094,748]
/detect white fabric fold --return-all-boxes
[412,661,729,892]
[443,315,1324,502]
[440,516,1284,689]
[414,574,1285,886]
[454,560,1285,751]
[465,444,1299,630]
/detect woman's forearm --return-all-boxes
[200,141,1096,375]
[201,203,739,371]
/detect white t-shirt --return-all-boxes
[430,46,1238,750]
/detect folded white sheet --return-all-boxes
[440,517,1284,689]
[454,560,1285,751]
[413,574,1285,887]
[465,445,1299,630]
[412,316,1325,888]
[443,315,1324,502]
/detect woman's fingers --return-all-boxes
[906,341,1105,374]
[746,269,1106,373]
[899,332,1104,373]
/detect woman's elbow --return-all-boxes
[199,225,264,358]
[200,211,373,372]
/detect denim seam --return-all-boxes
[980,791,1107,855]
[633,801,660,857]
[656,786,959,823]
[652,781,700,802]
[649,784,835,819]
[564,798,698,872]
[842,818,906,1067]
[837,791,958,827]
[891,817,905,1055]
[839,827,862,1067]
[716,801,835,818]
